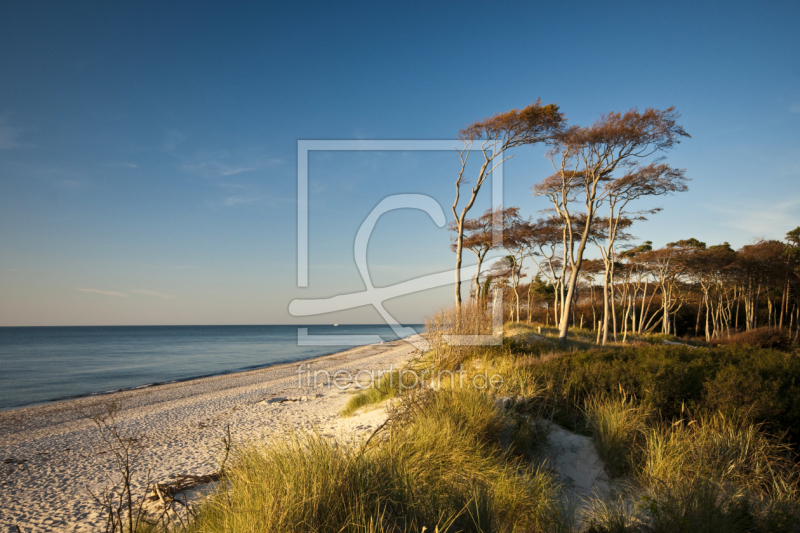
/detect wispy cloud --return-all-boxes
[181,148,282,179]
[219,192,293,208]
[216,182,250,191]
[130,289,174,299]
[223,194,261,206]
[53,179,88,189]
[76,288,128,297]
[183,162,256,177]
[713,197,800,237]
[163,129,186,152]
[76,288,175,299]
[0,118,29,149]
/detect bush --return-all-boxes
[516,344,800,445]
[716,327,793,351]
[527,345,713,427]
[702,347,800,443]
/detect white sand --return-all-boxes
[0,338,420,533]
[542,420,611,501]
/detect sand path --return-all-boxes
[0,338,419,532]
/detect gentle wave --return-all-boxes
[0,324,423,411]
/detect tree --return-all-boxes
[533,107,690,342]
[684,242,737,340]
[593,215,636,345]
[785,228,800,342]
[528,275,555,323]
[736,240,786,330]
[618,241,653,336]
[780,227,800,330]
[526,216,566,325]
[452,100,564,309]
[504,215,536,322]
[449,207,520,302]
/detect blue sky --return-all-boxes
[0,0,798,326]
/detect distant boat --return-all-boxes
[333,323,338,326]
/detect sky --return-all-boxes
[0,0,798,326]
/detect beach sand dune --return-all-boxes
[0,339,419,532]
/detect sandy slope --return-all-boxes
[0,338,420,533]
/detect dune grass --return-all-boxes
[582,391,651,478]
[638,413,799,498]
[185,389,562,533]
[340,370,403,417]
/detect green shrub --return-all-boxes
[515,344,800,444]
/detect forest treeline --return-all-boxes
[457,214,800,345]
[449,100,798,345]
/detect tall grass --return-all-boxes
[341,370,411,416]
[425,303,492,369]
[185,389,561,533]
[581,413,800,532]
[639,413,799,499]
[582,392,651,478]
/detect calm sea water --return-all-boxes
[0,325,422,411]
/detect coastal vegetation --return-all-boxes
[156,102,799,531]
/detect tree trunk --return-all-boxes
[454,221,464,309]
[623,295,631,343]
[639,280,649,334]
[611,268,618,342]
[695,296,703,337]
[526,285,533,324]
[602,269,610,345]
[780,261,789,328]
[473,255,485,302]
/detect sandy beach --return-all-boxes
[0,338,420,532]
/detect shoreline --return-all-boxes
[0,336,422,532]
[0,325,425,413]
[1,345,380,414]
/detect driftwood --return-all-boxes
[146,473,220,501]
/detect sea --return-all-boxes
[0,324,423,411]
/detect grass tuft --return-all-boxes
[582,391,651,478]
[186,389,562,533]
